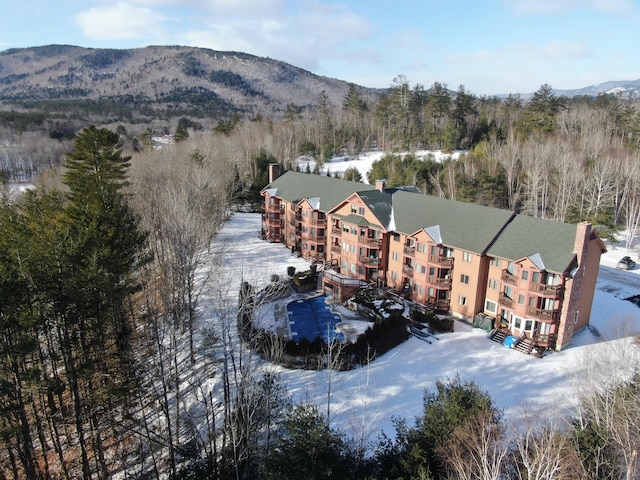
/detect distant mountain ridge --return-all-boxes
[554,79,640,98]
[0,44,380,128]
[0,45,637,130]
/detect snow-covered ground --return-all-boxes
[297,149,463,183]
[205,212,640,445]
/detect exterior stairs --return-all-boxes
[514,336,535,355]
[489,329,507,344]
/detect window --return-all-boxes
[350,263,356,274]
[359,207,365,215]
[522,270,529,281]
[350,244,356,254]
[485,300,497,313]
[351,205,357,213]
[518,294,525,304]
[392,233,400,242]
[513,316,522,329]
[458,296,467,306]
[488,279,498,290]
[428,287,435,297]
[341,260,348,270]
[392,252,399,261]
[342,242,348,251]
[462,251,472,263]
[460,274,470,284]
[391,271,398,280]
[419,265,427,274]
[491,257,501,268]
[416,242,422,253]
[359,266,365,275]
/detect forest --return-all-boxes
[1,78,640,478]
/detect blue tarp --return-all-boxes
[287,296,344,344]
[503,335,517,348]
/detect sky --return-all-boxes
[2,0,639,96]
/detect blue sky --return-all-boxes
[1,0,638,95]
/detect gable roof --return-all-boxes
[487,215,579,274]
[391,191,515,254]
[262,171,370,212]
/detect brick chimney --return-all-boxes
[375,179,387,192]
[268,163,281,183]
[556,222,593,350]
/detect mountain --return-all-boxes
[554,79,640,98]
[0,44,381,129]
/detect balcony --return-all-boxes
[501,270,518,286]
[310,217,327,226]
[359,256,380,265]
[311,232,327,242]
[427,276,451,288]
[499,292,514,308]
[429,255,454,266]
[295,213,303,221]
[402,264,414,277]
[265,202,285,214]
[427,297,450,310]
[331,227,343,237]
[529,282,562,296]
[359,236,381,247]
[526,307,559,321]
[403,245,416,256]
[331,244,342,254]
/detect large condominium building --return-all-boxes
[261,167,606,351]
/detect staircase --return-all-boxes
[316,271,323,292]
[490,329,507,345]
[514,337,535,355]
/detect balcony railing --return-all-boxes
[526,307,559,321]
[429,255,454,266]
[499,292,514,308]
[427,297,450,310]
[359,237,381,247]
[311,233,327,242]
[529,282,562,296]
[331,227,343,236]
[331,245,342,253]
[359,256,380,265]
[402,264,414,277]
[533,333,556,347]
[265,203,285,213]
[427,276,451,288]
[501,270,518,286]
[310,218,327,226]
[403,245,416,256]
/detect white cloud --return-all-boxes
[176,0,377,72]
[76,2,167,40]
[519,41,592,61]
[505,0,635,15]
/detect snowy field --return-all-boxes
[297,149,463,183]
[206,211,640,445]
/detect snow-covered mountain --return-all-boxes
[554,79,640,98]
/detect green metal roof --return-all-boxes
[333,213,381,228]
[358,190,393,231]
[391,191,515,254]
[265,172,581,272]
[487,215,578,273]
[263,171,371,212]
